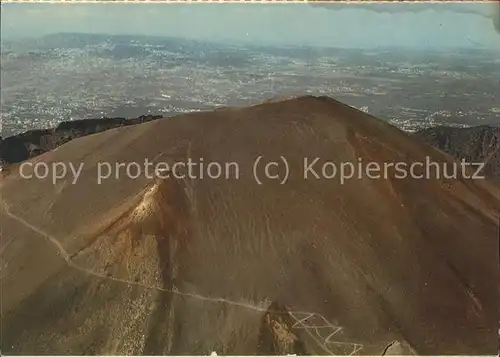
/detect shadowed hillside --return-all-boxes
[0,115,162,167]
[1,96,499,355]
[414,125,500,183]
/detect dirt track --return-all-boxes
[0,194,366,355]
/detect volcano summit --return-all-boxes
[1,96,498,355]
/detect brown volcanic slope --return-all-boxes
[1,96,499,355]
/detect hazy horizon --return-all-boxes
[1,3,499,50]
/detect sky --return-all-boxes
[1,3,499,50]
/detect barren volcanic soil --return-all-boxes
[1,96,499,355]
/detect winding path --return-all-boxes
[1,198,365,355]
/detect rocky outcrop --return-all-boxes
[0,115,163,167]
[257,302,307,355]
[381,340,417,355]
[413,125,500,182]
